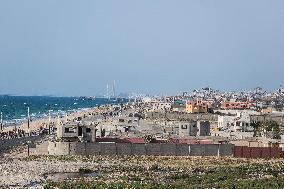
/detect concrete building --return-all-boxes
[57,123,96,142]
[186,101,208,113]
[217,112,252,132]
[261,107,273,114]
[112,117,139,133]
[171,104,186,112]
[197,121,211,136]
[221,101,255,110]
[152,102,172,111]
[178,121,197,137]
[217,115,235,131]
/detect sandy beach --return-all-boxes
[2,105,114,133]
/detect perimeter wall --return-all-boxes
[46,142,234,156]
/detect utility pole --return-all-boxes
[48,109,51,134]
[0,111,3,131]
[57,113,60,127]
[27,106,30,135]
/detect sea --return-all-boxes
[0,95,124,126]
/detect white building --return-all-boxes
[218,112,252,132]
[178,121,197,137]
[152,102,172,111]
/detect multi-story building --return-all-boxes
[186,100,208,113]
[217,112,252,132]
[179,121,211,137]
[221,101,255,110]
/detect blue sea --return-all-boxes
[0,95,124,125]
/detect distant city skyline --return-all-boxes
[0,0,283,96]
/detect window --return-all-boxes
[86,128,91,133]
[119,119,125,123]
[181,125,187,129]
[64,127,76,133]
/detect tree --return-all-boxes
[260,120,280,139]
[144,135,156,143]
[251,121,261,137]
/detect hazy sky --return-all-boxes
[0,1,283,96]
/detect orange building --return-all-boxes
[186,101,208,113]
[221,101,255,110]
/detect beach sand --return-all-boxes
[2,107,105,133]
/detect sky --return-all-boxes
[0,0,283,96]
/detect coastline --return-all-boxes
[1,104,115,133]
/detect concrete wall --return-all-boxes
[0,136,42,154]
[131,144,147,155]
[146,112,217,121]
[45,142,234,157]
[86,143,100,155]
[146,112,284,127]
[30,141,49,155]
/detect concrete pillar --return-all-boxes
[92,128,96,142]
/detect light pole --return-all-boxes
[24,104,31,136]
[48,109,51,135]
[0,111,3,131]
[27,106,30,134]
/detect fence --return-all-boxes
[234,146,283,158]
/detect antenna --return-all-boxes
[107,84,110,100]
[113,80,116,98]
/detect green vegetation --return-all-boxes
[78,168,94,174]
[144,135,156,143]
[41,156,284,189]
[252,120,281,139]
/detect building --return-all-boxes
[261,107,273,114]
[178,121,197,137]
[186,100,208,113]
[171,103,186,112]
[152,102,172,111]
[221,101,255,110]
[197,121,211,136]
[178,121,211,137]
[217,112,252,132]
[112,117,139,133]
[57,123,96,142]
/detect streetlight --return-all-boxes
[27,106,30,133]
[0,111,3,131]
[24,103,31,136]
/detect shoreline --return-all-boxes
[1,103,117,133]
